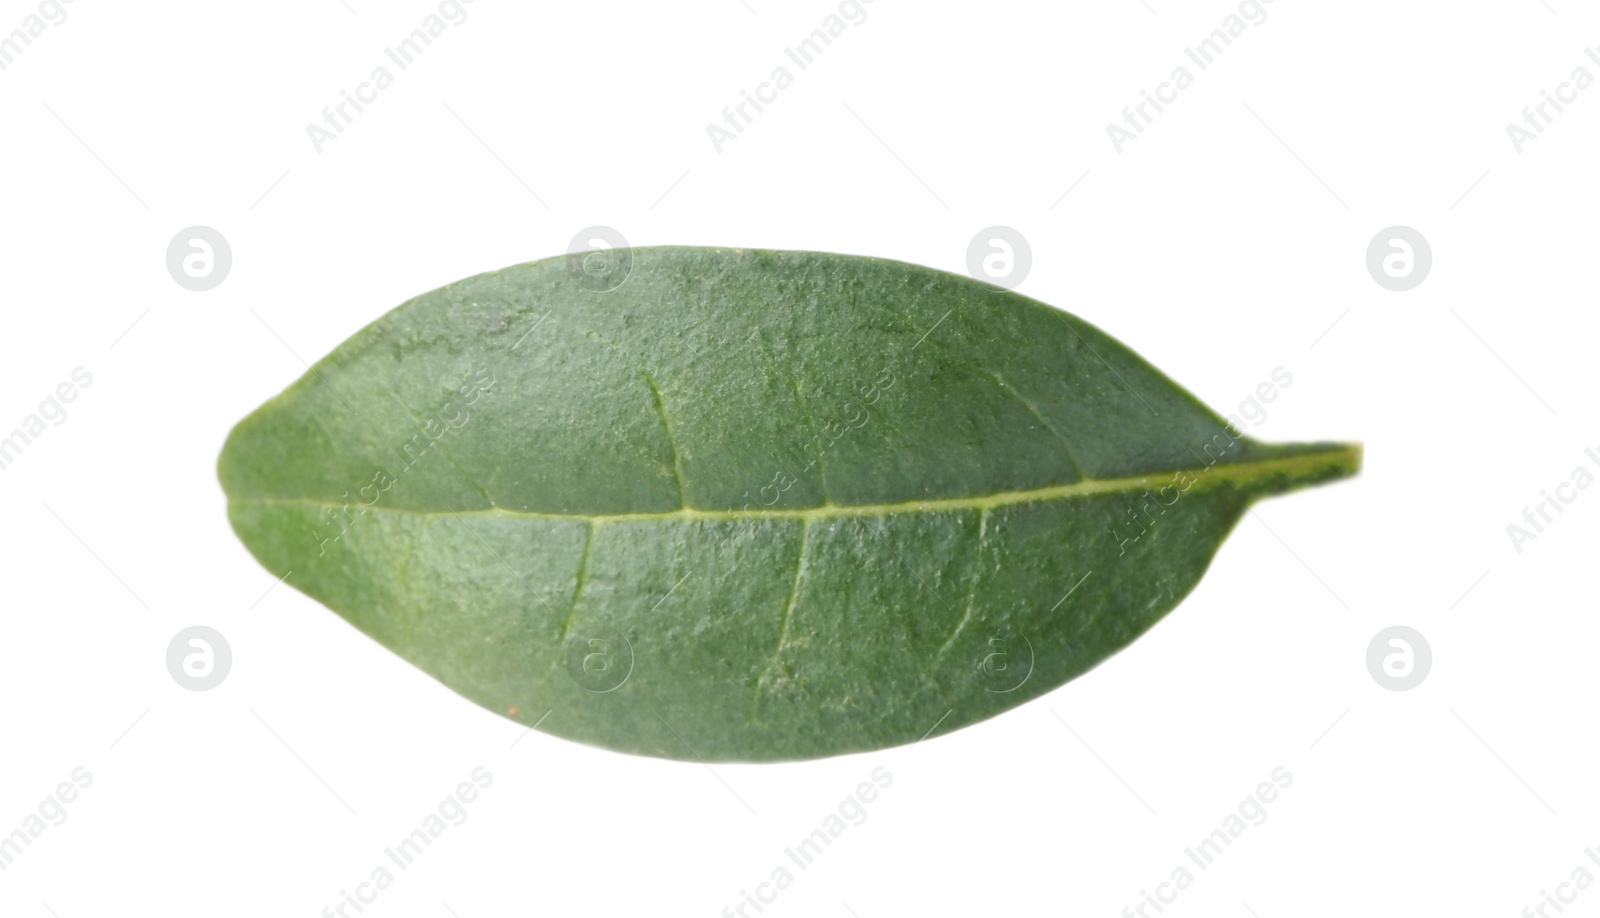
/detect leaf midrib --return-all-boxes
[230,444,1359,526]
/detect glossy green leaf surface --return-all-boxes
[219,247,1360,762]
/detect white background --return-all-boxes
[2,1,1597,916]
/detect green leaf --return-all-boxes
[219,247,1359,762]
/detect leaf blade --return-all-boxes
[219,247,1359,761]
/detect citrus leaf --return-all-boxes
[219,247,1360,762]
